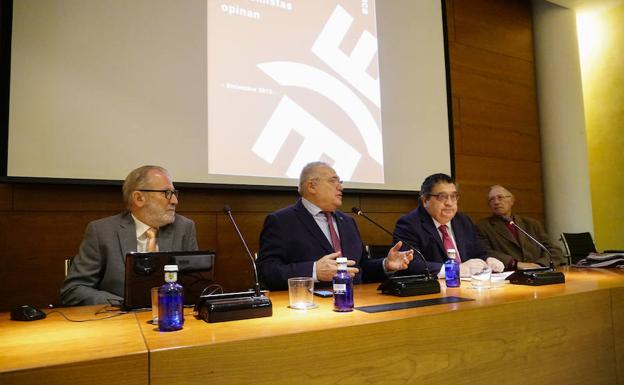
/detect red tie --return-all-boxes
[438,225,460,263]
[324,212,342,253]
[505,222,520,242]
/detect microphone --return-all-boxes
[352,207,433,279]
[224,205,261,296]
[504,217,554,269]
[351,207,440,296]
[193,206,272,323]
[503,217,565,286]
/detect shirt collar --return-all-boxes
[301,197,325,217]
[131,214,152,239]
[432,218,448,230]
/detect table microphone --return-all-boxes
[351,207,440,296]
[224,205,261,296]
[193,206,272,323]
[503,217,565,286]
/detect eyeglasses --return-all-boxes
[428,192,459,202]
[138,189,179,200]
[488,194,511,203]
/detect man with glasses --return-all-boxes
[393,173,504,277]
[257,161,414,291]
[61,165,198,305]
[476,185,563,270]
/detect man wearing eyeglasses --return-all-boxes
[393,173,504,277]
[61,165,198,305]
[257,161,414,291]
[476,185,563,270]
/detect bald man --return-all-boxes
[476,185,563,270]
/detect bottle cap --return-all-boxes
[336,257,348,264]
[164,264,178,272]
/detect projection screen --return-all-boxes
[5,0,451,191]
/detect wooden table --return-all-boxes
[2,267,623,385]
[0,305,148,385]
[136,267,624,385]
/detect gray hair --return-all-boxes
[122,165,170,209]
[298,161,331,195]
[489,184,514,197]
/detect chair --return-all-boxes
[64,257,74,277]
[364,245,392,283]
[365,244,392,260]
[560,232,597,265]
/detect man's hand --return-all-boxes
[384,241,414,272]
[486,257,505,273]
[459,258,488,277]
[315,252,358,282]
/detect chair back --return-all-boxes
[560,232,597,265]
[64,257,74,277]
[363,244,392,283]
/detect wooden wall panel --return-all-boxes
[0,0,546,311]
[452,0,534,61]
[0,183,12,210]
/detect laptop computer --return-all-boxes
[123,250,216,310]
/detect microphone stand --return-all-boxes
[193,206,272,323]
[352,207,440,296]
[506,219,565,286]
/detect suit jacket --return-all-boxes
[393,205,487,273]
[256,199,386,291]
[60,212,198,306]
[476,214,563,268]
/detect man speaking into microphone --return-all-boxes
[256,162,414,291]
[393,173,504,277]
[476,185,564,270]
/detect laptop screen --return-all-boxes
[123,250,216,310]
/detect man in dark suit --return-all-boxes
[393,173,504,277]
[257,162,414,291]
[476,185,563,270]
[60,165,198,305]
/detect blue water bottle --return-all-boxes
[444,249,460,288]
[333,257,354,312]
[158,264,184,331]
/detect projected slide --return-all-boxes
[208,1,383,183]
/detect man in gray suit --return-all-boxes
[476,185,563,270]
[61,165,198,305]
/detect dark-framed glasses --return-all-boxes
[428,192,459,202]
[138,189,179,200]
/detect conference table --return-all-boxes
[1,267,623,385]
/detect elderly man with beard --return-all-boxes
[61,165,198,305]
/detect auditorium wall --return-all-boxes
[0,0,544,311]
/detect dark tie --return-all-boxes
[324,212,342,253]
[505,221,520,242]
[438,224,460,263]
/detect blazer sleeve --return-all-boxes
[475,221,515,268]
[181,217,199,251]
[525,218,564,266]
[393,214,441,275]
[60,221,123,306]
[256,214,315,291]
